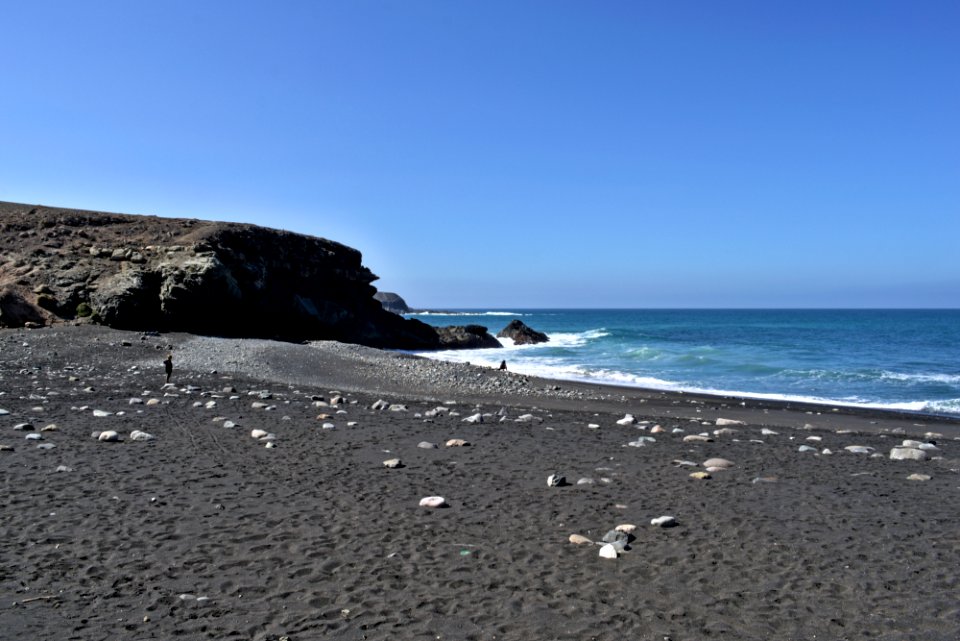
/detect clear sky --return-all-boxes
[2,1,957,308]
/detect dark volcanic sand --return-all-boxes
[1,326,959,641]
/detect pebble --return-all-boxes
[36,443,55,450]
[602,529,630,545]
[844,445,873,454]
[13,423,34,431]
[568,534,592,545]
[388,404,408,412]
[128,398,144,405]
[906,473,931,481]
[761,428,778,435]
[55,465,73,472]
[689,471,711,480]
[576,477,595,485]
[890,447,929,461]
[41,424,57,432]
[383,458,402,468]
[702,458,734,469]
[92,409,112,417]
[250,429,268,439]
[321,423,335,429]
[713,428,738,437]
[419,496,447,508]
[98,431,120,442]
[418,441,438,449]
[462,413,483,424]
[222,421,237,429]
[25,433,42,441]
[752,476,779,483]
[146,399,161,406]
[0,409,8,415]
[715,418,746,426]
[265,442,277,449]
[129,430,156,441]
[651,515,678,528]
[587,423,600,429]
[445,439,470,447]
[616,414,636,426]
[650,425,665,434]
[672,460,698,467]
[798,445,818,453]
[547,473,566,487]
[615,524,637,533]
[598,544,619,559]
[683,435,713,443]
[0,444,13,452]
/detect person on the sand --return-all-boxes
[163,354,173,383]
[499,360,507,371]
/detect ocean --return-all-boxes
[408,309,960,417]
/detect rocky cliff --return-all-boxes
[373,291,411,314]
[0,202,444,348]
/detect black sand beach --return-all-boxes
[1,325,959,640]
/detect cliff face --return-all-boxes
[0,202,440,348]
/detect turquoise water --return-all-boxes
[409,309,960,416]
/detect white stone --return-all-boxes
[98,431,120,442]
[321,423,335,429]
[683,435,713,443]
[92,409,112,417]
[419,496,447,508]
[462,413,483,424]
[598,544,618,559]
[128,398,144,405]
[587,423,600,429]
[25,433,41,441]
[844,445,873,454]
[383,458,402,468]
[250,429,268,439]
[547,473,565,487]
[761,428,778,436]
[129,430,155,441]
[651,515,677,527]
[798,445,818,453]
[418,441,438,449]
[616,414,636,426]
[890,447,929,461]
[615,523,637,533]
[445,438,469,447]
[715,418,746,426]
[222,421,237,429]
[906,473,931,481]
[702,458,734,469]
[569,534,592,545]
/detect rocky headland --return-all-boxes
[0,202,502,349]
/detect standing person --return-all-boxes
[499,360,507,371]
[163,354,173,384]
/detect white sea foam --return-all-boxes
[880,371,960,385]
[408,311,524,317]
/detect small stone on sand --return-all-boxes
[569,534,592,545]
[690,471,711,480]
[383,458,402,468]
[445,438,469,447]
[419,496,447,508]
[702,458,734,469]
[598,544,618,559]
[98,431,120,442]
[250,429,268,439]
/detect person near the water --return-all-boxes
[499,360,507,371]
[163,354,173,383]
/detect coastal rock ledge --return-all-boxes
[0,202,443,348]
[497,319,549,345]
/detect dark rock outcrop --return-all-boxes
[435,325,503,349]
[0,202,441,348]
[497,319,549,345]
[374,292,411,314]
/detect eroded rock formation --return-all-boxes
[0,202,440,348]
[497,319,549,345]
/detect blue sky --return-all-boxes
[2,1,957,308]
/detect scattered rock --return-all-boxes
[417,441,438,449]
[844,445,874,454]
[129,430,156,441]
[462,413,483,424]
[890,447,930,461]
[445,438,469,447]
[598,544,619,559]
[383,458,402,469]
[419,496,447,508]
[616,414,636,426]
[651,516,678,528]
[568,534,592,545]
[715,418,746,427]
[250,429,268,439]
[683,434,713,443]
[615,524,637,534]
[547,473,566,487]
[496,319,549,345]
[702,458,734,469]
[13,423,34,431]
[906,473,932,481]
[92,409,112,417]
[97,430,120,442]
[690,471,711,480]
